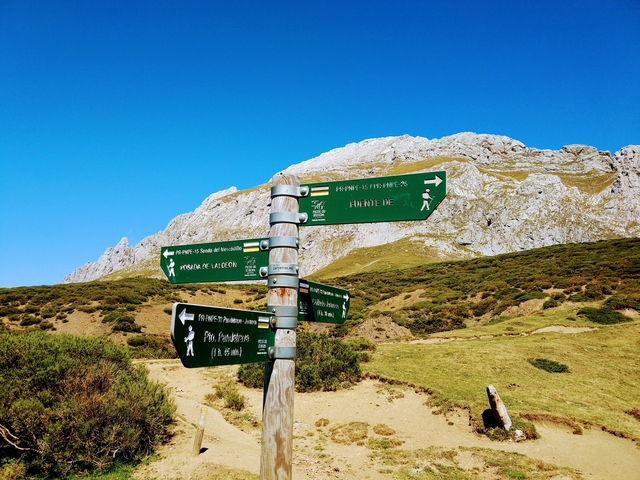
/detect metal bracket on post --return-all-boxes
[266,305,297,329]
[269,211,308,225]
[269,236,298,249]
[268,346,297,360]
[267,275,299,288]
[271,185,309,198]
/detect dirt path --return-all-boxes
[134,360,640,480]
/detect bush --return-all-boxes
[604,294,640,312]
[296,331,361,392]
[214,381,246,411]
[471,297,498,317]
[577,306,632,325]
[238,331,361,393]
[127,335,147,347]
[409,315,466,336]
[347,337,377,352]
[527,358,570,373]
[237,363,265,389]
[102,311,142,333]
[0,332,175,477]
[127,335,177,360]
[19,316,40,327]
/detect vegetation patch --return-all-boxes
[481,417,539,442]
[577,306,632,325]
[527,358,570,373]
[204,379,260,432]
[329,421,369,445]
[368,444,583,479]
[468,447,581,479]
[367,322,640,440]
[326,238,640,338]
[0,332,175,477]
[238,330,361,392]
[373,423,396,436]
[213,380,246,411]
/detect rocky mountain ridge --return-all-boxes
[61,132,640,283]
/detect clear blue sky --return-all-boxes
[1,0,639,288]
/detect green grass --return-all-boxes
[369,446,582,479]
[311,237,468,280]
[366,321,640,439]
[328,237,640,335]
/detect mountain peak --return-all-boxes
[61,133,640,284]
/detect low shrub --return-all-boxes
[0,332,175,477]
[214,381,246,411]
[577,306,632,325]
[19,316,40,327]
[126,335,177,359]
[102,311,142,333]
[347,337,377,352]
[38,320,54,330]
[238,331,361,392]
[127,335,147,347]
[296,331,361,392]
[409,315,466,336]
[527,358,570,373]
[237,363,264,389]
[604,294,640,311]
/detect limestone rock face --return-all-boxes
[61,133,640,284]
[64,237,135,283]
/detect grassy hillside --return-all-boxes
[0,278,269,357]
[318,237,640,441]
[1,238,639,442]
[324,237,640,335]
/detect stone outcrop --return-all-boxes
[61,133,640,284]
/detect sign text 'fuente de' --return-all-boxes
[298,171,446,225]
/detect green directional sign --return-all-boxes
[298,279,350,324]
[160,238,269,284]
[299,171,446,226]
[170,303,275,368]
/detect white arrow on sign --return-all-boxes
[423,175,443,187]
[163,250,174,259]
[179,308,195,325]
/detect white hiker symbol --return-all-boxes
[342,294,348,319]
[421,188,433,211]
[185,325,195,356]
[168,258,175,277]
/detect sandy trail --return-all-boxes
[134,359,640,480]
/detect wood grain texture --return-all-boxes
[260,172,299,480]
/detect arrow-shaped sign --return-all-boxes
[423,175,443,187]
[178,308,195,325]
[163,249,174,259]
[299,171,447,226]
[298,279,350,324]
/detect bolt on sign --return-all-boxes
[298,171,446,225]
[170,303,275,368]
[161,238,269,284]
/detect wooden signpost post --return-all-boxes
[161,169,447,479]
